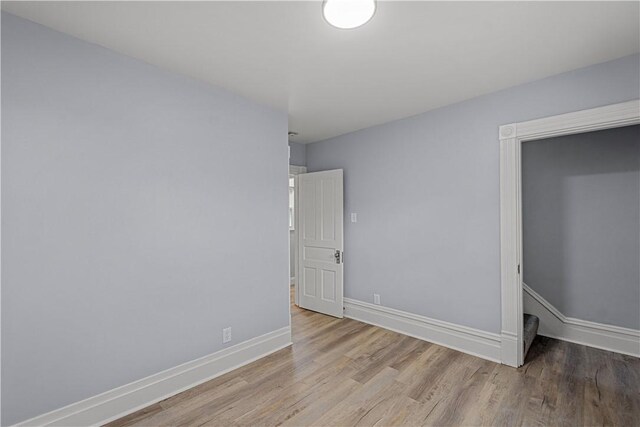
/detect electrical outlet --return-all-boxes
[223,327,232,343]
[373,294,381,305]
[351,213,358,223]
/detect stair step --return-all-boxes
[523,313,539,360]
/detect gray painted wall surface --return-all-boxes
[289,142,306,166]
[522,126,639,329]
[1,13,289,425]
[306,53,640,334]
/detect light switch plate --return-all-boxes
[223,327,232,343]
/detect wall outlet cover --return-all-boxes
[223,327,232,343]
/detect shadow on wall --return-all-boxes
[522,124,640,330]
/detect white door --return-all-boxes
[297,169,344,318]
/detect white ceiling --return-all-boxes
[3,1,639,143]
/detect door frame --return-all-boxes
[499,99,640,367]
[289,165,306,307]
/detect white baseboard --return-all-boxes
[343,298,501,363]
[16,327,292,427]
[500,331,519,368]
[523,283,639,357]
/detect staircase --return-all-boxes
[523,313,540,361]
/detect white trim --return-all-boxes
[499,99,640,367]
[15,327,292,427]
[290,276,295,286]
[344,298,501,363]
[523,284,640,358]
[288,165,306,308]
[499,131,523,367]
[500,100,640,143]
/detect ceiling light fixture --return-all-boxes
[323,0,376,30]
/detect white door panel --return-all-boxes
[298,169,344,318]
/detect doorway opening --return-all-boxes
[499,100,640,367]
[289,165,306,308]
[520,124,639,363]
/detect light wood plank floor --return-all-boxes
[109,289,640,426]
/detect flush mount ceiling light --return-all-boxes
[323,0,376,30]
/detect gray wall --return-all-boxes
[522,126,639,329]
[306,53,640,334]
[289,142,306,166]
[1,13,289,425]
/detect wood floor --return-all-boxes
[109,289,640,426]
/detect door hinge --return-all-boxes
[517,264,520,274]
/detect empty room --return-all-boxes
[1,1,639,426]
